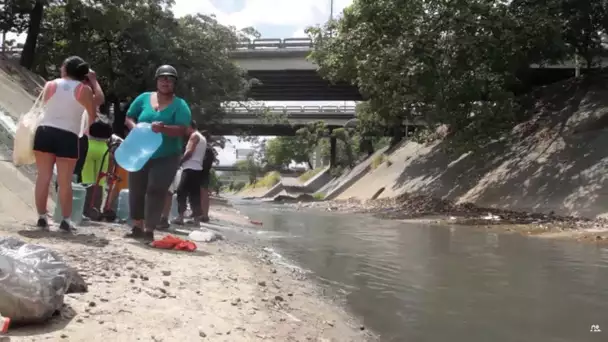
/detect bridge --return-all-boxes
[230,37,590,101]
[214,165,241,172]
[205,104,424,136]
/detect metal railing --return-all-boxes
[236,38,312,50]
[1,46,23,58]
[223,105,355,114]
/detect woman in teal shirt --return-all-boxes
[124,65,191,242]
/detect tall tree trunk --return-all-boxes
[65,0,82,56]
[1,31,6,54]
[20,0,44,69]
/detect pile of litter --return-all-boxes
[0,237,86,328]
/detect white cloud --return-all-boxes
[174,0,353,32]
[175,0,326,29]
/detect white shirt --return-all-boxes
[182,132,207,170]
[39,79,86,135]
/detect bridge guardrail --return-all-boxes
[236,38,312,50]
[223,105,356,114]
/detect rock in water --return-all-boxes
[188,229,223,243]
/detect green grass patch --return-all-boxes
[298,168,324,182]
[312,193,325,200]
[245,171,281,189]
[371,154,389,169]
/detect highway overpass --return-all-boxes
[205,104,424,136]
[230,37,595,101]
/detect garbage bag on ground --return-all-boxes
[0,237,85,324]
[188,229,223,243]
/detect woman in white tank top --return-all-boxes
[171,120,207,225]
[32,56,100,232]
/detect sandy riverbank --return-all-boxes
[294,193,608,245]
[0,207,374,342]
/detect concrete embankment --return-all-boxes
[0,58,45,222]
[238,166,333,201]
[335,77,608,219]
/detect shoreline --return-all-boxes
[0,208,375,341]
[289,193,608,244]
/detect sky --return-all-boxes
[7,0,355,166]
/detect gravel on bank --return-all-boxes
[0,214,374,341]
[296,193,608,244]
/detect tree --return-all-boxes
[17,0,248,128]
[295,121,329,158]
[264,136,313,169]
[234,155,261,184]
[0,0,30,52]
[19,0,44,69]
[306,0,577,150]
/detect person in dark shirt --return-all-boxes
[200,131,216,222]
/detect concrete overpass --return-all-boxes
[231,38,594,101]
[205,104,424,136]
[231,38,360,100]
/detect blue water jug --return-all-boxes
[114,123,162,172]
[53,182,87,225]
[116,189,130,222]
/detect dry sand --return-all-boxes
[0,209,374,342]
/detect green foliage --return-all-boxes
[228,180,246,192]
[244,171,280,189]
[255,171,280,188]
[265,136,311,169]
[298,168,323,182]
[307,0,608,150]
[312,193,325,200]
[371,154,388,169]
[0,0,31,36]
[234,155,261,184]
[6,0,248,123]
[208,169,219,190]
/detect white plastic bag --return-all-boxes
[0,237,87,324]
[13,88,46,166]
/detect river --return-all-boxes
[224,199,608,341]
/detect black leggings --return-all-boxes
[73,136,89,183]
[176,169,203,217]
[128,155,180,229]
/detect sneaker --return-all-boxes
[171,217,184,225]
[36,216,49,230]
[142,230,155,244]
[59,220,75,233]
[200,216,210,223]
[124,226,144,239]
[158,217,170,231]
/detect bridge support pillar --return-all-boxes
[330,136,337,168]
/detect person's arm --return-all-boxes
[155,99,191,137]
[85,70,105,107]
[125,93,145,130]
[75,85,96,128]
[180,133,200,165]
[42,81,56,104]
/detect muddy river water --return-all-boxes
[233,200,608,341]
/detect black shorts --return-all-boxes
[200,170,210,189]
[33,125,79,159]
